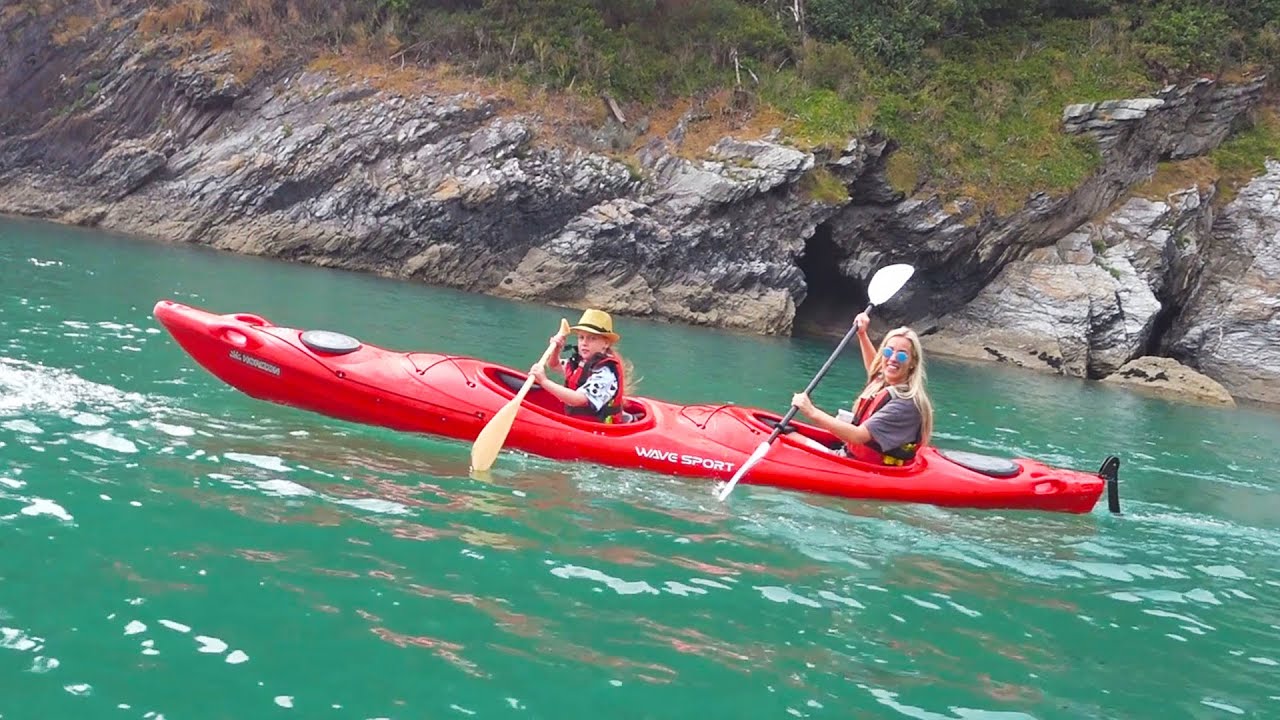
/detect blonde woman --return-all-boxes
[790,311,934,465]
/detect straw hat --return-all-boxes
[570,308,620,343]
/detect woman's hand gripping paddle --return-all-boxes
[470,318,572,473]
[716,263,915,501]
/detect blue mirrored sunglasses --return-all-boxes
[881,347,910,364]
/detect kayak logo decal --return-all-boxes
[228,349,281,376]
[635,446,734,473]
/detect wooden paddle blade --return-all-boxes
[469,317,571,472]
[470,381,531,472]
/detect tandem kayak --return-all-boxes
[152,300,1120,515]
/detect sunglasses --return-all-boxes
[881,347,910,364]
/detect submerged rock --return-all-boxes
[1103,356,1236,407]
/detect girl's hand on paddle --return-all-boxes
[854,311,871,336]
[530,364,548,385]
[791,391,815,417]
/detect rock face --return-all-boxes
[1165,161,1280,405]
[925,187,1212,378]
[1,2,1278,405]
[1103,356,1236,407]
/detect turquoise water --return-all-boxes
[1,216,1277,719]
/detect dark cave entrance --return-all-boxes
[793,222,868,338]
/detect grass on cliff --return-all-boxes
[1136,106,1280,204]
[760,20,1153,211]
[55,0,1278,213]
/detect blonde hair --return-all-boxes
[858,326,933,446]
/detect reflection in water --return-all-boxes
[370,626,485,677]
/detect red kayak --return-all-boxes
[152,300,1120,514]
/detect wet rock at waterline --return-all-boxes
[1103,356,1237,407]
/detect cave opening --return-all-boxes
[793,222,867,338]
[1144,297,1183,359]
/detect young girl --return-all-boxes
[790,312,935,465]
[530,309,632,423]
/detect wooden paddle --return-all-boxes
[470,318,572,473]
[716,263,916,501]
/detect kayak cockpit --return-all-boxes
[478,365,654,430]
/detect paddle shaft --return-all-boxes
[517,333,564,399]
[715,305,874,500]
[470,320,570,472]
[766,304,870,439]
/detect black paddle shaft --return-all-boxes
[765,304,871,443]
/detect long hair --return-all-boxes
[857,326,934,446]
[603,345,638,397]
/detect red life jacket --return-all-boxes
[563,350,625,423]
[845,383,920,466]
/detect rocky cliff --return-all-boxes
[2,3,1277,405]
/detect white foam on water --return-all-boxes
[225,452,292,472]
[1,419,43,434]
[29,258,63,267]
[334,498,411,515]
[152,422,195,437]
[31,656,60,673]
[661,581,707,596]
[450,705,476,716]
[21,498,73,522]
[0,477,25,489]
[1142,609,1215,630]
[74,430,138,454]
[71,413,110,427]
[225,650,249,664]
[124,621,147,636]
[1197,565,1248,579]
[1,627,42,651]
[1201,699,1244,715]
[255,480,315,497]
[158,620,191,633]
[948,601,982,618]
[550,565,659,595]
[904,595,942,610]
[195,635,228,654]
[63,683,92,696]
[274,696,293,709]
[688,578,732,590]
[1250,657,1278,666]
[0,357,152,419]
[757,586,822,608]
[817,591,864,609]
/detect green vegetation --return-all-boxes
[1136,107,1280,204]
[351,0,1278,210]
[131,0,1280,210]
[798,167,849,205]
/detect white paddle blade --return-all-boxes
[717,440,772,501]
[866,263,915,307]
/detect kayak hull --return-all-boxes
[152,300,1114,514]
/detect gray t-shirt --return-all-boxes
[863,397,922,450]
